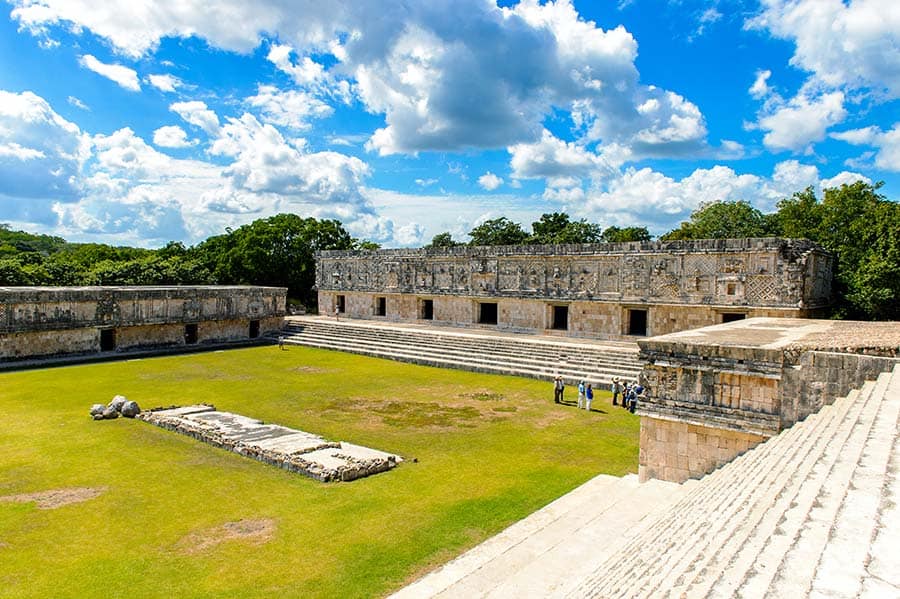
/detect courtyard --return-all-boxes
[0,345,638,598]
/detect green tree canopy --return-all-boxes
[600,225,652,243]
[528,212,603,244]
[468,217,529,246]
[661,200,775,240]
[424,232,462,248]
[776,181,899,320]
[193,214,355,306]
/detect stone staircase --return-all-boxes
[570,363,900,598]
[389,474,687,599]
[389,364,899,598]
[273,316,643,385]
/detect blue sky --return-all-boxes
[0,0,897,247]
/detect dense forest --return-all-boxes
[1,182,897,320]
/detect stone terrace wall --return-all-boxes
[0,286,285,332]
[0,286,286,361]
[637,318,900,482]
[317,238,832,309]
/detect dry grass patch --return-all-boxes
[291,365,332,374]
[0,487,106,510]
[173,518,277,555]
[322,394,521,429]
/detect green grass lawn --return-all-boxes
[0,346,639,598]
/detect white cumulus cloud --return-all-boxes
[170,100,220,135]
[749,69,772,99]
[245,85,333,131]
[0,90,86,226]
[10,0,712,160]
[147,73,182,92]
[748,0,900,98]
[478,172,503,191]
[756,90,846,152]
[152,125,196,148]
[832,123,900,171]
[78,54,140,91]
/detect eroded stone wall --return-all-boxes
[0,286,287,361]
[317,239,831,338]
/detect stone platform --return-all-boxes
[138,405,401,481]
[637,317,900,482]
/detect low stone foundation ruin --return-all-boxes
[637,317,900,482]
[139,405,402,482]
[0,285,286,362]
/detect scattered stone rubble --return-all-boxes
[90,395,141,420]
[137,405,402,482]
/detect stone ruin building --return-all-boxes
[316,238,833,339]
[0,285,286,363]
[637,317,900,482]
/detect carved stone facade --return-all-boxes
[637,318,900,482]
[316,239,832,339]
[0,286,286,362]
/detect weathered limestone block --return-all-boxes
[138,406,402,482]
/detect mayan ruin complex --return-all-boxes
[0,285,286,362]
[316,238,833,340]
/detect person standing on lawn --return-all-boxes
[553,375,565,404]
[611,377,621,406]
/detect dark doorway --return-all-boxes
[336,295,346,313]
[421,299,434,320]
[552,305,568,330]
[478,302,498,325]
[99,328,116,352]
[184,323,198,344]
[249,320,260,338]
[721,312,746,323]
[376,297,386,316]
[628,309,648,336]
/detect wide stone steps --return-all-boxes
[281,324,636,370]
[282,320,639,365]
[389,474,686,599]
[566,364,900,598]
[282,325,637,376]
[274,318,643,385]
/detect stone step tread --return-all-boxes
[278,336,641,382]
[279,329,642,370]
[394,476,684,599]
[865,367,900,590]
[620,396,841,572]
[691,390,866,598]
[764,371,893,597]
[685,377,885,598]
[635,380,866,598]
[670,375,884,598]
[428,479,655,598]
[574,376,874,598]
[483,481,685,599]
[810,366,900,597]
[389,474,632,599]
[280,325,640,362]
[279,339,643,380]
[285,317,640,353]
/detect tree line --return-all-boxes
[1,181,896,319]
